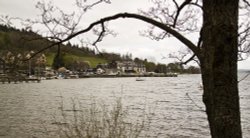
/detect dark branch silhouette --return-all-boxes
[25,12,200,60]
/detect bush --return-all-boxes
[52,97,153,138]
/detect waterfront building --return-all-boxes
[116,61,146,74]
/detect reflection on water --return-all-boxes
[0,74,249,137]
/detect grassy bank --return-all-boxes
[45,53,108,68]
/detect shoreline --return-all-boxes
[78,73,178,78]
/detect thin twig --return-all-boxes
[172,0,192,28]
[238,72,250,83]
[186,93,205,112]
[181,54,196,65]
[23,12,200,61]
[242,0,250,7]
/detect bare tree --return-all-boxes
[2,0,250,137]
[168,47,199,66]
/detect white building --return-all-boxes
[117,61,146,74]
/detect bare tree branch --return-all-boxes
[76,0,111,12]
[168,46,200,66]
[24,12,200,60]
[186,93,205,112]
[172,0,192,28]
[181,54,196,65]
[238,73,250,83]
[92,23,105,46]
[238,1,250,60]
[242,0,250,7]
[0,15,22,27]
[139,0,202,45]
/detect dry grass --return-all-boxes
[51,97,153,138]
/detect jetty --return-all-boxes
[0,74,41,84]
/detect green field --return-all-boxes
[46,53,108,68]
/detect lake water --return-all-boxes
[0,74,249,138]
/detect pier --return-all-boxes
[0,74,41,84]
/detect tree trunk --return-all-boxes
[201,0,242,137]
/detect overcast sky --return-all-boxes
[0,0,250,69]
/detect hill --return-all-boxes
[0,25,114,68]
[0,24,201,74]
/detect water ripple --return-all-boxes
[0,74,249,137]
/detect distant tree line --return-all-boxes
[0,24,200,74]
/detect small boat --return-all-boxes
[136,77,145,81]
[199,82,203,89]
